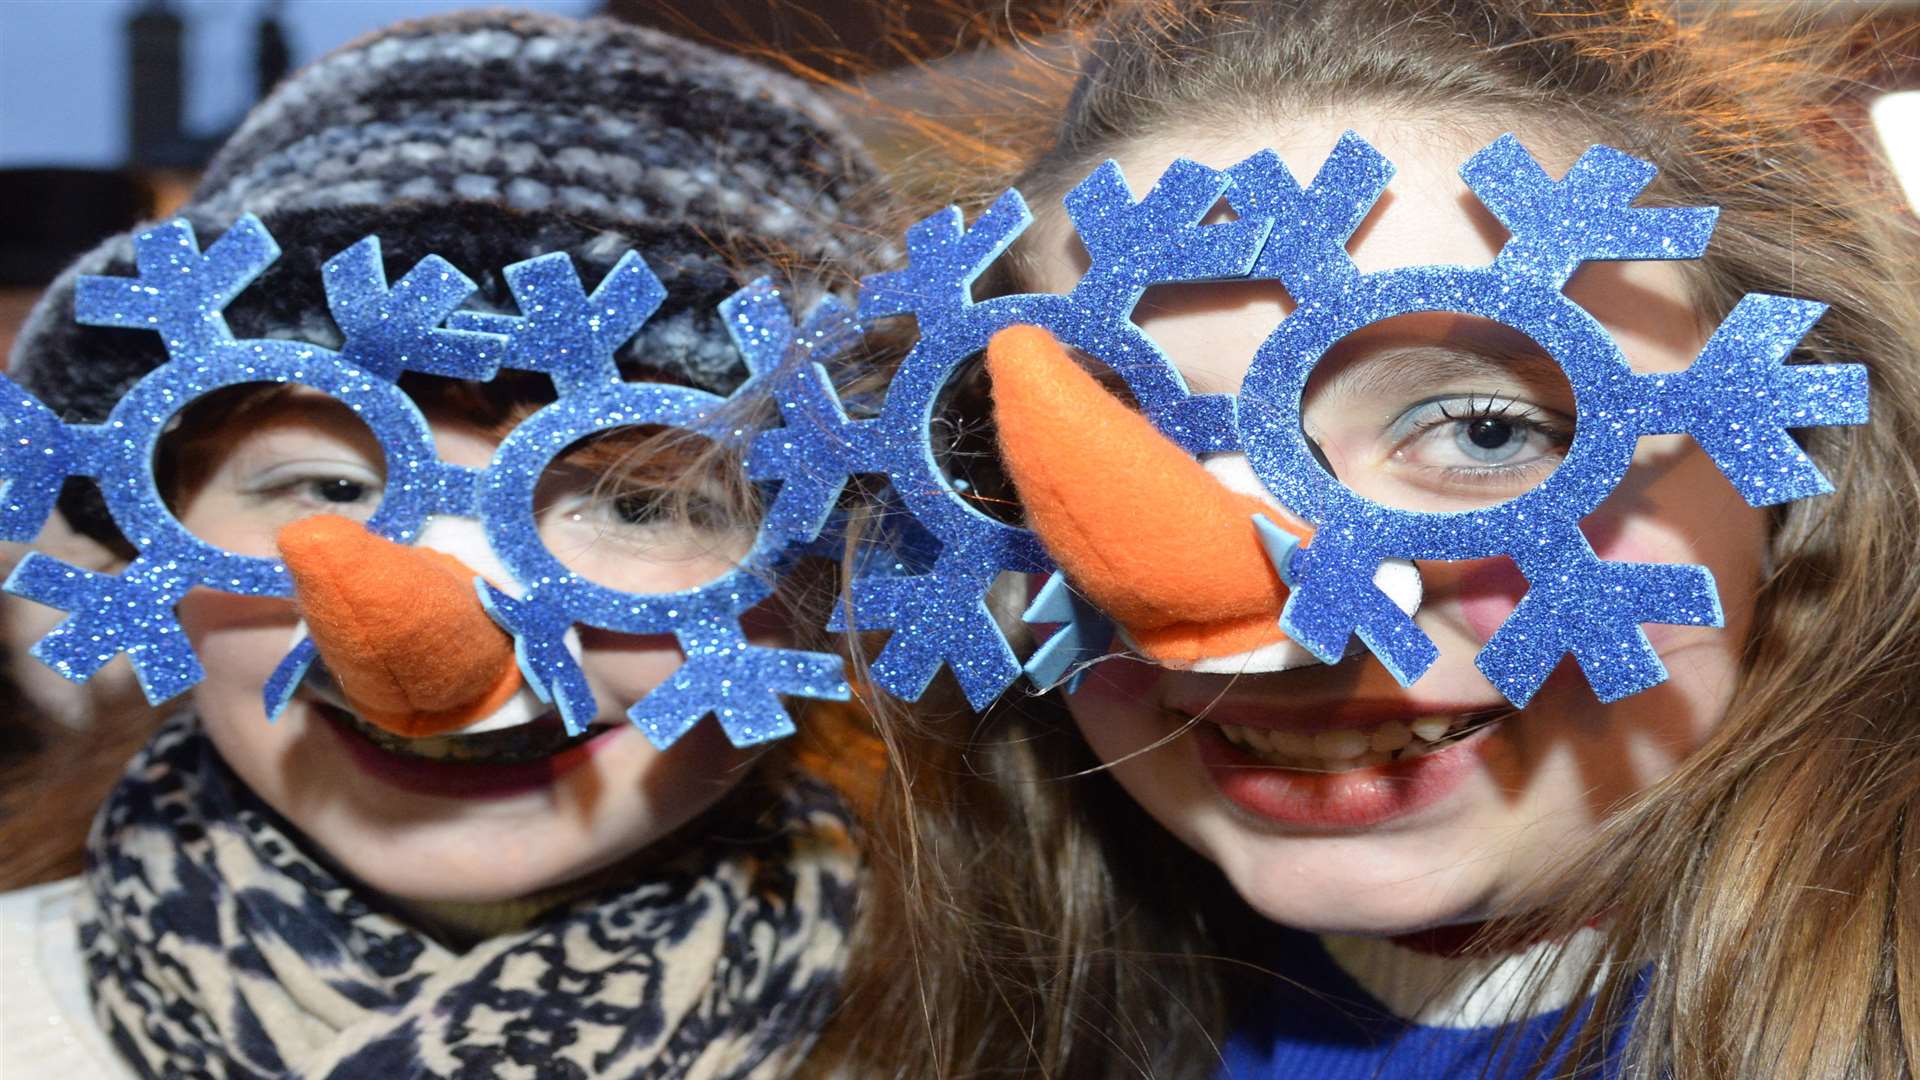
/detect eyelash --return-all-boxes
[1397,393,1573,480]
[244,470,381,508]
[563,484,735,533]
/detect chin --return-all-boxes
[319,824,635,905]
[200,691,754,908]
[1236,886,1493,938]
[1217,847,1505,937]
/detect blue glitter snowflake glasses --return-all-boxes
[0,214,854,748]
[750,157,1271,709]
[752,131,1870,709]
[0,131,1875,728]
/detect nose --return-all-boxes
[275,515,523,737]
[985,323,1315,666]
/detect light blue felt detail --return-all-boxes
[1020,571,1113,694]
[764,157,1270,708]
[263,639,319,723]
[1253,516,1302,588]
[1233,133,1862,705]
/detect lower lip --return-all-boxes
[319,707,625,800]
[1194,721,1492,830]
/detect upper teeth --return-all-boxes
[447,687,552,735]
[1211,714,1492,770]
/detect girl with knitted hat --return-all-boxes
[0,11,883,1078]
[805,2,1920,1077]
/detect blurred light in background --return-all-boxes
[1873,91,1919,212]
[0,0,1913,298]
[1,0,596,170]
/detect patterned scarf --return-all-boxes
[77,713,859,1080]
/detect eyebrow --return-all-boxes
[1322,345,1574,409]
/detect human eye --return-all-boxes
[539,478,753,593]
[559,483,733,537]
[240,460,385,519]
[533,427,757,592]
[1385,392,1572,495]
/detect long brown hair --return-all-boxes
[809,3,1920,1077]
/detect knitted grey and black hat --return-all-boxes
[8,9,880,543]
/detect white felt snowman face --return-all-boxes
[169,385,765,904]
[1018,115,1769,935]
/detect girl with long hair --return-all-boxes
[0,11,884,1078]
[809,2,1920,1077]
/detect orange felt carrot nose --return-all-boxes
[986,324,1312,664]
[276,515,523,738]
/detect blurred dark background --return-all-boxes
[0,0,1915,359]
[0,0,1038,355]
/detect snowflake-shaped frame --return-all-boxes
[1,215,854,747]
[750,159,1274,708]
[1235,134,1866,704]
[753,132,1868,709]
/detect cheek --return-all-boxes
[176,590,297,680]
[576,628,688,702]
[590,718,761,826]
[1061,655,1171,770]
[1451,558,1530,645]
[1447,519,1741,654]
[176,591,309,788]
[1065,654,1163,710]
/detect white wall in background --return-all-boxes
[1872,90,1919,213]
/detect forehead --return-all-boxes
[1142,117,1523,273]
[1024,115,1708,382]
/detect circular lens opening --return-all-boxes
[162,382,387,553]
[1296,313,1575,513]
[533,425,758,593]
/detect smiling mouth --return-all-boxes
[312,700,620,766]
[1185,709,1511,772]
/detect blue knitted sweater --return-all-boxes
[1217,928,1639,1079]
